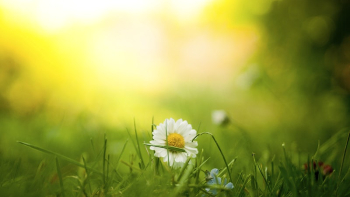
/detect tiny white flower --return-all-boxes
[212,110,229,125]
[150,118,198,167]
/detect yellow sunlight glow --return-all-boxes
[0,0,258,127]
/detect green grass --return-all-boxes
[2,120,350,197]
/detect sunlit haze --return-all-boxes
[0,0,259,127]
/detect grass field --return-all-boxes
[1,111,350,196]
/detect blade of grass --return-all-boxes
[82,156,92,195]
[271,160,274,186]
[112,173,134,193]
[191,157,210,177]
[194,149,204,183]
[277,182,284,197]
[318,129,348,154]
[115,139,128,171]
[90,138,95,153]
[199,187,216,197]
[282,143,297,196]
[264,167,268,195]
[173,158,194,197]
[233,172,243,196]
[66,175,87,196]
[55,157,65,197]
[271,171,281,192]
[188,184,233,192]
[336,132,350,196]
[134,119,145,169]
[34,159,46,182]
[120,160,142,172]
[154,156,162,176]
[192,149,204,195]
[252,154,272,193]
[238,175,251,197]
[312,140,321,159]
[17,141,102,175]
[107,155,110,182]
[126,128,142,168]
[176,157,192,183]
[251,175,258,197]
[217,158,236,177]
[338,132,350,179]
[144,143,186,153]
[105,154,110,194]
[103,134,107,185]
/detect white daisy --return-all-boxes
[150,118,198,167]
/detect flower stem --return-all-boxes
[192,132,233,183]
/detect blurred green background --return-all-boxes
[1,0,350,192]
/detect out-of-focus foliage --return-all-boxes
[249,0,350,148]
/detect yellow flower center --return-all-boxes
[167,133,185,148]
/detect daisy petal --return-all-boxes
[184,129,197,141]
[166,118,175,134]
